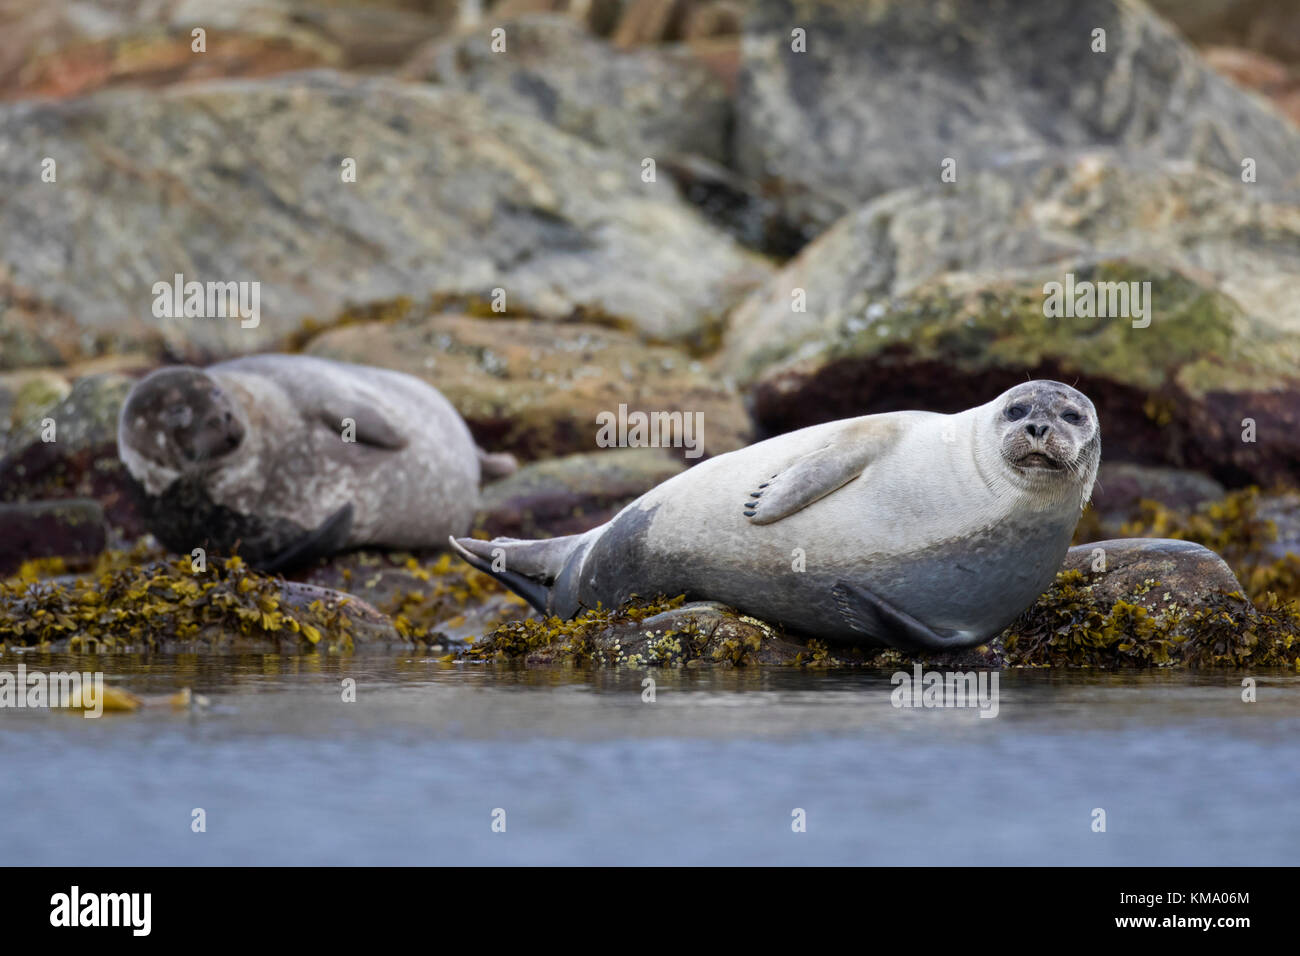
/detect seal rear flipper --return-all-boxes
[744,420,901,525]
[449,536,552,614]
[831,581,957,653]
[257,503,355,573]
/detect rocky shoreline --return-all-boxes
[3,1,1300,668]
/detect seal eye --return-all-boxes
[1004,404,1029,421]
[1062,411,1085,425]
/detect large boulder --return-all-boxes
[0,70,769,365]
[720,153,1300,486]
[735,0,1300,238]
[307,311,752,460]
[404,13,732,164]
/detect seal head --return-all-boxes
[119,366,246,474]
[990,380,1099,502]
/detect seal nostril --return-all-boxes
[1025,423,1050,439]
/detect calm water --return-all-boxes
[1,652,1297,865]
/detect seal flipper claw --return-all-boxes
[831,581,955,652]
[257,503,355,573]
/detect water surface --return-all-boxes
[2,652,1296,865]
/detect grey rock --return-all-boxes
[405,13,731,164]
[1061,537,1245,611]
[0,70,769,364]
[735,0,1300,236]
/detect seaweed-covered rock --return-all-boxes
[405,13,731,164]
[0,555,401,651]
[0,499,107,577]
[476,447,686,538]
[0,70,767,364]
[0,374,143,534]
[306,311,751,460]
[1060,538,1245,611]
[299,550,530,645]
[735,0,1300,237]
[998,538,1299,668]
[1083,463,1226,541]
[464,598,846,667]
[1104,487,1300,602]
[462,537,1300,669]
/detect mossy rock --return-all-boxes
[737,259,1300,487]
[463,597,870,667]
[0,370,71,454]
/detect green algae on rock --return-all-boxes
[738,259,1300,486]
[0,555,397,653]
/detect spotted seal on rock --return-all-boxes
[451,381,1099,651]
[118,354,516,570]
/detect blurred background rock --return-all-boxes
[2,0,1299,642]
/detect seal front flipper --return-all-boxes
[318,404,408,450]
[745,421,901,524]
[257,503,355,573]
[831,581,958,652]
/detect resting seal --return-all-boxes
[118,354,516,570]
[452,381,1099,651]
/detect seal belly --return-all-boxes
[581,476,1075,645]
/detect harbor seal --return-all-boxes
[118,354,516,570]
[451,381,1099,651]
